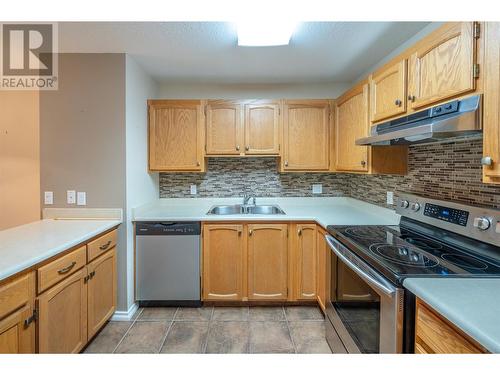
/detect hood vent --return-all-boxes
[356,95,482,146]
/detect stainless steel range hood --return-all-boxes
[356,95,482,146]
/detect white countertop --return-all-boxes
[133,197,400,228]
[0,219,121,282]
[403,278,500,353]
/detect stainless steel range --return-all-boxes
[325,192,500,354]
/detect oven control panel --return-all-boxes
[396,192,500,248]
[423,203,469,226]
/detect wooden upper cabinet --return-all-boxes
[247,224,288,300]
[87,248,117,339]
[202,224,245,301]
[335,83,370,172]
[483,22,500,183]
[148,100,204,171]
[294,224,317,300]
[206,101,243,155]
[244,102,280,155]
[408,22,478,110]
[282,100,330,171]
[37,268,88,353]
[370,59,407,123]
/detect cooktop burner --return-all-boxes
[369,243,440,268]
[327,223,500,285]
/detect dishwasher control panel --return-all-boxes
[135,222,201,235]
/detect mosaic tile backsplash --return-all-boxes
[159,137,500,209]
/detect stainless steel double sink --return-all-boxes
[207,204,286,215]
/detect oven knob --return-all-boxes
[473,217,491,231]
[400,200,409,209]
[410,202,421,212]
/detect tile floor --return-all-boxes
[84,306,332,354]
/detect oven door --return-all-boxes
[325,235,404,353]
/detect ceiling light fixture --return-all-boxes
[236,20,298,47]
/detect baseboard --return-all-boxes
[111,303,138,321]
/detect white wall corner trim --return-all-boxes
[111,302,139,322]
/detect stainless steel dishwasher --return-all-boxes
[135,222,201,307]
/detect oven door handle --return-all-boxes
[325,235,397,297]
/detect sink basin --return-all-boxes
[207,204,285,215]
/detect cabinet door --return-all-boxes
[247,224,288,300]
[87,248,117,339]
[202,224,245,301]
[38,268,87,353]
[483,22,500,181]
[316,228,330,312]
[206,101,243,155]
[244,103,280,155]
[408,22,477,110]
[282,100,330,170]
[294,224,317,300]
[0,305,34,354]
[149,100,204,171]
[370,60,407,122]
[335,83,370,172]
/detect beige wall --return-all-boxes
[0,90,40,230]
[40,53,128,310]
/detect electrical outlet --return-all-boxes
[77,192,86,206]
[312,184,322,194]
[44,191,53,205]
[387,191,394,205]
[67,190,76,204]
[190,184,197,195]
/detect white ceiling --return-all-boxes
[58,22,430,84]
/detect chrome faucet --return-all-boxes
[243,193,256,206]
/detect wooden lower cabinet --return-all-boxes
[87,248,117,338]
[316,228,330,312]
[415,299,486,354]
[0,305,34,354]
[37,268,88,353]
[292,224,317,300]
[247,224,288,300]
[202,224,245,301]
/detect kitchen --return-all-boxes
[1,1,500,372]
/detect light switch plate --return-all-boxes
[77,192,86,206]
[312,184,322,194]
[387,191,394,205]
[44,191,53,205]
[67,190,76,204]
[190,184,197,195]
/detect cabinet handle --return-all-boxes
[407,95,416,102]
[298,228,302,236]
[284,161,288,167]
[196,161,200,166]
[57,261,76,275]
[238,230,242,236]
[395,99,402,106]
[24,310,37,327]
[481,156,493,166]
[245,146,249,151]
[99,240,112,251]
[89,271,96,279]
[249,229,253,236]
[236,145,240,151]
[361,160,366,166]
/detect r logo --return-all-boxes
[2,24,53,76]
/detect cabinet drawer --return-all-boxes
[0,274,30,319]
[415,301,485,353]
[87,230,117,262]
[37,246,86,294]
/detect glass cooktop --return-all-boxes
[327,224,500,285]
